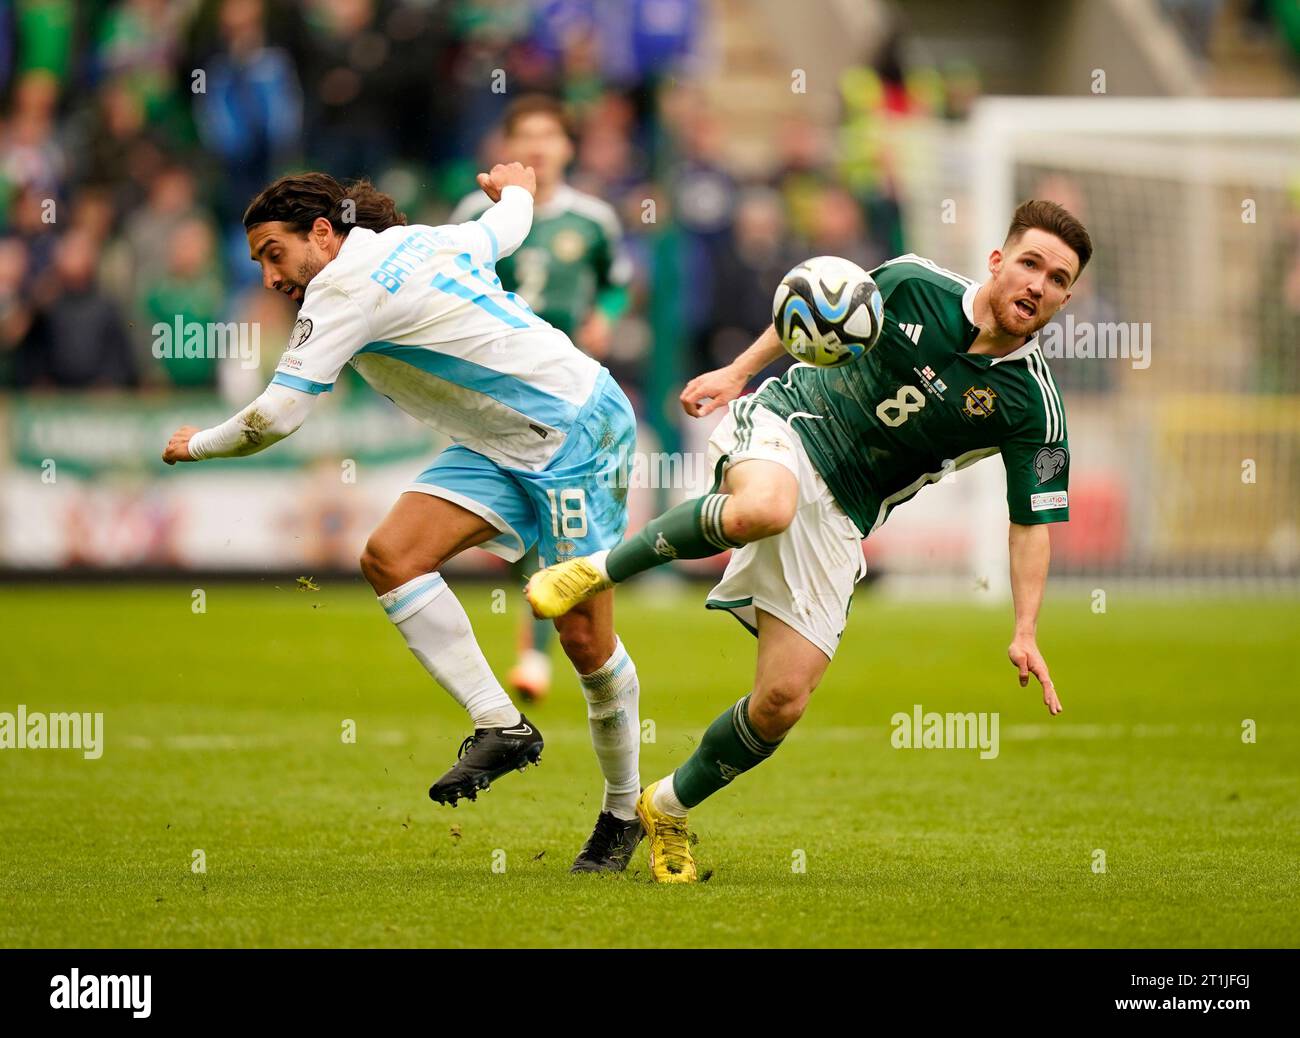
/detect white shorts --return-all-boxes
[704,395,868,660]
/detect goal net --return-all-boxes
[880,97,1300,594]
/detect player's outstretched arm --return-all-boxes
[680,324,786,418]
[1007,521,1062,715]
[162,382,318,463]
[471,162,537,260]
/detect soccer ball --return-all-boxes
[772,255,884,367]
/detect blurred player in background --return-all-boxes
[451,95,632,704]
[162,163,646,873]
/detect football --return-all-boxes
[772,255,884,367]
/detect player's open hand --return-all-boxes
[162,425,199,465]
[680,365,749,418]
[1008,634,1062,715]
[476,162,537,203]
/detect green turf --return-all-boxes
[1,581,1297,948]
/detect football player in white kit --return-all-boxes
[162,163,646,872]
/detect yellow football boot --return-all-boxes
[524,557,612,619]
[636,781,697,884]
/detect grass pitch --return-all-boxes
[1,581,1297,948]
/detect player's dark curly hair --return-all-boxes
[1005,199,1093,278]
[242,173,407,235]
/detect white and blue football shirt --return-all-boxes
[272,202,602,472]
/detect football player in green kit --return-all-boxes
[452,95,632,703]
[527,200,1091,883]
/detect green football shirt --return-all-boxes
[757,254,1070,536]
[450,184,631,338]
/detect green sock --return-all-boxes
[672,694,783,809]
[606,493,741,583]
[514,550,554,653]
[531,615,553,654]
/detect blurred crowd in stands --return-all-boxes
[0,0,958,437]
[6,0,1300,422]
[1160,0,1300,64]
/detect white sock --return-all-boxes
[653,774,689,818]
[588,549,612,582]
[379,573,520,729]
[577,636,640,820]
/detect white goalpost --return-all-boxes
[880,97,1300,597]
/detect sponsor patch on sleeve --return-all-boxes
[1031,491,1068,512]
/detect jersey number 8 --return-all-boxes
[875,385,926,427]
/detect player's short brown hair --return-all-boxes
[243,172,407,235]
[1004,199,1093,279]
[501,94,573,139]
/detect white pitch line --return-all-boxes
[747,723,1260,743]
[115,730,410,751]
[108,723,1276,752]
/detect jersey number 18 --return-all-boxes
[546,488,588,538]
